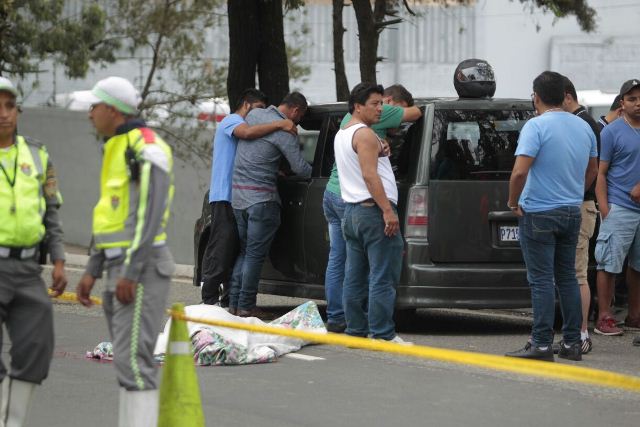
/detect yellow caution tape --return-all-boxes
[48,289,103,306]
[48,291,640,393]
[169,310,640,394]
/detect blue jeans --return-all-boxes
[322,190,347,325]
[342,203,404,340]
[518,206,582,347]
[229,202,281,311]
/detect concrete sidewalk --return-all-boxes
[62,243,195,280]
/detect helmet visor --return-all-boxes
[458,65,495,82]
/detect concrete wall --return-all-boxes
[20,108,210,264]
[474,0,640,98]
[18,1,640,108]
[294,0,640,99]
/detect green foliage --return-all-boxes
[111,0,228,163]
[284,7,311,86]
[518,0,597,32]
[390,1,595,32]
[284,0,305,10]
[0,0,117,78]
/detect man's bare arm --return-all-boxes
[233,119,296,139]
[595,161,610,217]
[585,157,598,191]
[508,155,535,216]
[401,106,422,123]
[354,128,399,236]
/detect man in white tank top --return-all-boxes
[334,83,409,344]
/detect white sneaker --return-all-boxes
[389,335,414,345]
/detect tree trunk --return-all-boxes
[332,0,349,101]
[257,0,290,106]
[351,0,381,84]
[227,0,260,109]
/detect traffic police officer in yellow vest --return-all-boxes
[75,77,175,427]
[0,77,67,427]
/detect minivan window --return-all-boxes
[298,130,320,164]
[387,121,421,180]
[431,109,534,180]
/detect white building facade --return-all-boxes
[19,0,640,106]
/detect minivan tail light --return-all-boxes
[406,187,428,238]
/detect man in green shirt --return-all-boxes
[323,84,422,332]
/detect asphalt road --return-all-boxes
[4,264,640,426]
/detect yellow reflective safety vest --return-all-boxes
[0,136,48,247]
[92,127,174,249]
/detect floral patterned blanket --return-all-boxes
[155,301,327,365]
[87,301,326,365]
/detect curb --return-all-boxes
[64,253,195,281]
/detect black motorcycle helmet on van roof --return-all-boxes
[454,58,496,99]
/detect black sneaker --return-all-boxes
[557,341,582,361]
[326,321,346,333]
[581,337,593,354]
[505,342,554,362]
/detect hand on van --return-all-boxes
[383,209,400,236]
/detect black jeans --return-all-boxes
[201,201,240,305]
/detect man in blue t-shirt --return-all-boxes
[201,89,296,306]
[594,79,640,341]
[506,71,598,362]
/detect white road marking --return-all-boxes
[283,353,325,361]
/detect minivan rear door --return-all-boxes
[427,104,535,263]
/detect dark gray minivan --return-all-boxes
[194,97,536,309]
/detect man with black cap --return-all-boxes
[594,79,640,344]
[75,76,175,426]
[0,77,67,427]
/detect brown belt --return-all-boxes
[359,198,376,206]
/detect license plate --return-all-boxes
[499,225,519,242]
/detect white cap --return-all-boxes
[86,76,141,115]
[0,77,18,97]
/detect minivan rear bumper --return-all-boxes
[399,263,531,309]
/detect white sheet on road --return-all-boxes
[153,301,327,365]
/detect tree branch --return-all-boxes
[140,0,172,102]
[375,18,403,30]
[402,0,417,16]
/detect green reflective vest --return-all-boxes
[92,127,174,249]
[0,136,47,247]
